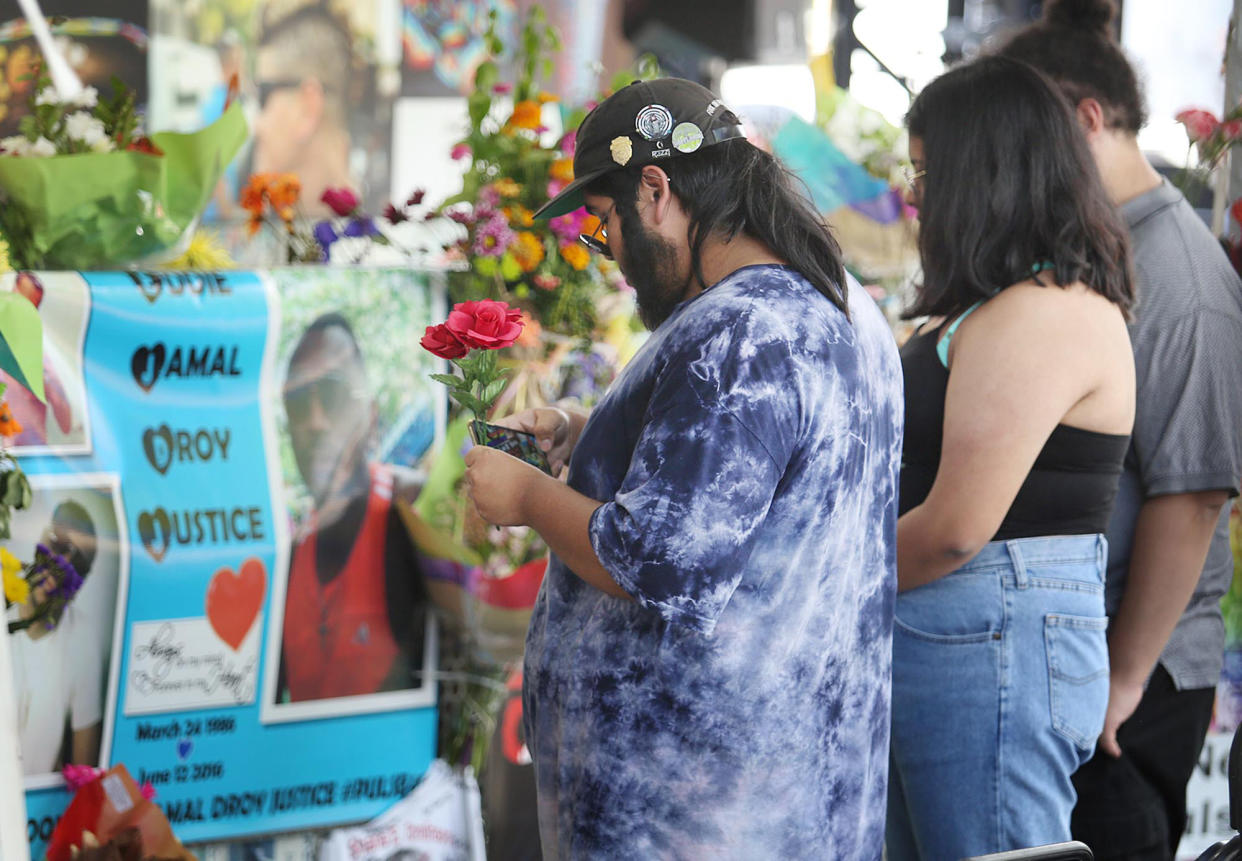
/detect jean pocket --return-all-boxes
[1045,613,1109,749]
[894,572,1003,644]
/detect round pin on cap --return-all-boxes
[672,122,704,153]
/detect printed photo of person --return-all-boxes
[262,269,442,720]
[275,312,428,703]
[6,476,126,783]
[0,271,92,455]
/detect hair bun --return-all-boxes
[1043,0,1117,36]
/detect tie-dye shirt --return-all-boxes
[523,265,902,860]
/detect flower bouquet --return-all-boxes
[0,74,247,269]
[438,6,629,340]
[0,284,40,622]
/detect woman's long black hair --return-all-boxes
[904,55,1134,320]
[587,134,850,317]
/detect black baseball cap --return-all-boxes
[533,78,747,220]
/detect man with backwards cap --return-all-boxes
[464,78,902,858]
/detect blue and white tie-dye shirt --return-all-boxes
[523,264,902,860]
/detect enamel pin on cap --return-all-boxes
[635,104,674,142]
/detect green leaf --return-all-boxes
[0,292,43,402]
[429,373,465,388]
[467,91,491,130]
[474,61,499,93]
[481,378,507,404]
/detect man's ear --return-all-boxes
[1076,97,1107,140]
[638,165,674,223]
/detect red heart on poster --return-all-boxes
[205,557,266,651]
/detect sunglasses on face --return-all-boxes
[579,204,616,260]
[283,374,359,425]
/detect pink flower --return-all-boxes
[533,273,561,290]
[473,214,515,258]
[62,764,103,790]
[559,130,577,156]
[420,323,469,359]
[1175,108,1221,143]
[549,210,585,244]
[546,179,567,200]
[492,83,513,95]
[445,299,525,349]
[451,143,472,161]
[1223,120,1242,142]
[320,187,359,216]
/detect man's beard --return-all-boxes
[618,211,689,330]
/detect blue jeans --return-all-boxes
[887,535,1110,860]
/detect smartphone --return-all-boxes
[469,420,553,475]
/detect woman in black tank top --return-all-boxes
[886,57,1136,860]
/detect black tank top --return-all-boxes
[899,326,1130,540]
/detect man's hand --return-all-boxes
[464,444,549,526]
[495,407,581,475]
[1098,672,1145,757]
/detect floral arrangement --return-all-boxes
[3,541,84,634]
[0,292,40,634]
[0,74,157,157]
[242,175,437,266]
[438,6,627,340]
[0,71,245,270]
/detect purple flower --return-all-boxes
[477,186,501,209]
[313,220,339,254]
[344,217,379,238]
[53,561,83,600]
[473,215,515,258]
[35,543,50,558]
[383,203,408,224]
[447,209,475,225]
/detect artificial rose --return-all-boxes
[445,299,524,349]
[1175,108,1220,143]
[321,186,359,216]
[420,323,469,359]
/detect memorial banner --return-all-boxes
[5,268,444,856]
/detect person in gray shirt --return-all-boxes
[999,1,1242,858]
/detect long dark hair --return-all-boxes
[587,138,849,316]
[904,55,1133,320]
[996,0,1146,134]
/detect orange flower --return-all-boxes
[513,232,544,272]
[0,400,22,437]
[537,90,556,104]
[505,205,534,228]
[267,174,301,212]
[515,310,542,348]
[240,175,268,215]
[559,242,589,271]
[247,214,264,237]
[508,100,542,130]
[549,157,574,183]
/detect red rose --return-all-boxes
[1224,120,1242,142]
[420,323,469,359]
[1175,108,1221,143]
[445,299,524,349]
[321,187,359,216]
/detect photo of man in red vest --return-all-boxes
[277,312,428,703]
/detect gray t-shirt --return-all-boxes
[1105,179,1242,690]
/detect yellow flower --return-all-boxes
[2,548,28,606]
[505,205,534,228]
[559,242,590,271]
[493,178,522,199]
[549,158,574,183]
[163,229,236,270]
[537,91,556,104]
[513,232,545,272]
